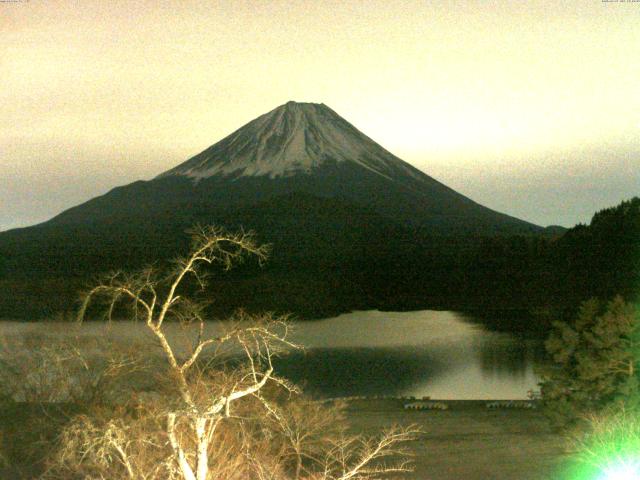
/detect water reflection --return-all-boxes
[274,347,447,398]
[476,336,544,379]
[0,310,544,400]
[278,310,544,400]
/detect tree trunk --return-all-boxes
[195,417,209,480]
[168,413,197,480]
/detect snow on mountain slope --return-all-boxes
[158,101,424,182]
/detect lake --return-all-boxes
[0,310,543,400]
[276,310,543,400]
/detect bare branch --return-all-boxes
[47,225,418,480]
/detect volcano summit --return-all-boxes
[159,101,428,182]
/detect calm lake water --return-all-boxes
[275,310,544,400]
[0,310,543,400]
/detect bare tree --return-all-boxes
[271,398,347,479]
[321,426,417,480]
[75,226,297,480]
[43,225,419,480]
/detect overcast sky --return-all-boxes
[2,0,639,231]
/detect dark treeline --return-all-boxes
[479,197,639,333]
[0,197,637,336]
[448,197,639,333]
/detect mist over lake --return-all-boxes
[0,310,543,400]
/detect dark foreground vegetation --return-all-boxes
[1,399,570,480]
[1,229,419,480]
[1,197,638,337]
[535,294,640,478]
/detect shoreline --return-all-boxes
[339,398,569,480]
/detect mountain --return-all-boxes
[159,100,420,180]
[0,101,544,320]
[49,101,539,234]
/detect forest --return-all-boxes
[0,197,638,337]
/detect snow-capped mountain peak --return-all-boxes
[158,101,420,181]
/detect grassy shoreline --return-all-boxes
[1,398,577,479]
[340,398,569,480]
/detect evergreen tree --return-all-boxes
[539,296,639,427]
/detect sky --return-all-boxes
[2,0,639,231]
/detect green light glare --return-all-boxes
[598,460,640,480]
[563,457,640,480]
[558,408,640,480]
